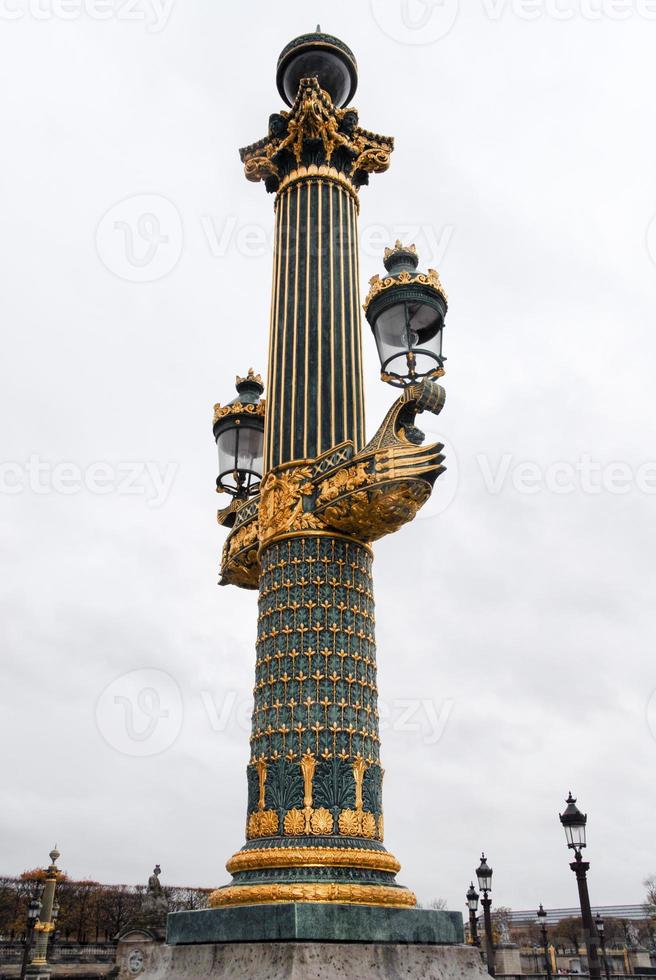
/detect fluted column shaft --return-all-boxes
[264,177,364,473]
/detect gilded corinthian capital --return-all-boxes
[239,76,394,196]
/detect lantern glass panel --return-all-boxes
[476,860,492,893]
[374,300,443,382]
[217,428,238,484]
[216,423,263,496]
[478,871,492,892]
[564,820,587,849]
[237,426,264,484]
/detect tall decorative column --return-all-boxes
[210,29,448,914]
[29,847,60,978]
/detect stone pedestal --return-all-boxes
[134,940,488,980]
[495,943,522,977]
[628,948,652,972]
[126,904,490,979]
[115,928,165,980]
[25,965,50,980]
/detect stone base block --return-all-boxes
[135,940,488,980]
[167,904,463,946]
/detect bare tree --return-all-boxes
[423,898,448,911]
[644,875,656,909]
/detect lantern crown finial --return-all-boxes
[383,241,419,274]
[236,368,264,395]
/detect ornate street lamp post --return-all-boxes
[19,898,41,980]
[213,370,265,503]
[559,793,602,980]
[477,854,496,977]
[467,883,481,947]
[29,847,60,976]
[209,27,450,914]
[596,913,612,980]
[537,904,553,980]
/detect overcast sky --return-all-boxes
[1,0,655,914]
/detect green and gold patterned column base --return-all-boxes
[212,532,416,908]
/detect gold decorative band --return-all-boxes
[210,882,417,909]
[226,846,401,875]
[275,167,360,208]
[259,529,374,556]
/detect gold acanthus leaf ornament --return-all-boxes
[246,809,279,839]
[219,509,260,590]
[258,465,322,550]
[244,155,279,183]
[363,268,448,310]
[316,462,373,505]
[276,82,353,165]
[212,401,266,425]
[210,882,417,909]
[352,147,391,175]
[226,847,399,875]
[283,809,306,836]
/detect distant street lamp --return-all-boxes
[467,882,481,947]
[476,854,496,977]
[537,903,553,980]
[596,913,612,980]
[19,898,42,980]
[29,846,61,976]
[559,793,602,980]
